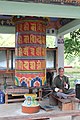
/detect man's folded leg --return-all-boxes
[56,92,68,99]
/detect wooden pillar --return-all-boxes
[6,49,9,72]
[5,93,8,104]
[56,36,64,69]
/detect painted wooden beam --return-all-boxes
[57,19,80,35]
[0,19,80,35]
[0,1,80,18]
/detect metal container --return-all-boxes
[0,90,5,104]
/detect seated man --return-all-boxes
[51,67,75,99]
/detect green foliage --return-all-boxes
[64,29,80,58]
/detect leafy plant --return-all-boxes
[64,29,80,58]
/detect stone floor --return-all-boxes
[0,99,80,120]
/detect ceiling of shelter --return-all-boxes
[0,1,79,35]
[1,0,80,6]
[0,15,74,30]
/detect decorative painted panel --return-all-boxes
[15,71,46,87]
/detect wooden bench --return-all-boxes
[5,87,29,104]
[5,93,25,104]
[49,94,79,111]
[5,87,43,103]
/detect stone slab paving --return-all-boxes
[0,101,80,120]
[50,116,72,120]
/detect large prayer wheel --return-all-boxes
[15,17,46,87]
